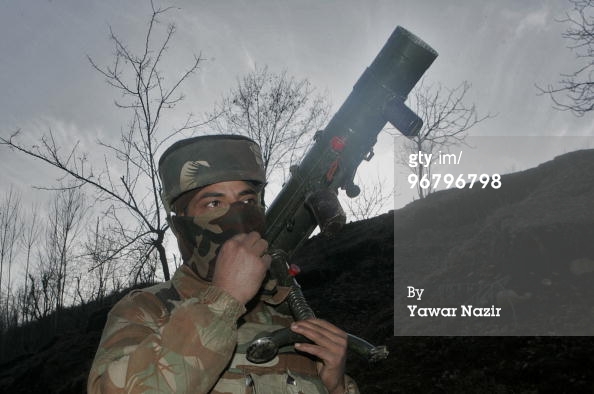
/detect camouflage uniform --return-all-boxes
[88,136,359,393]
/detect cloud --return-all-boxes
[514,7,550,37]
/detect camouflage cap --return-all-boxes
[159,135,266,212]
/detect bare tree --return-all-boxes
[210,66,330,189]
[20,204,40,323]
[85,217,124,301]
[17,187,86,326]
[0,187,22,326]
[342,176,394,221]
[0,2,207,281]
[44,187,86,314]
[24,270,54,322]
[395,80,491,199]
[538,0,594,115]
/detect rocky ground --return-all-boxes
[1,149,593,393]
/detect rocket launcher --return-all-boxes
[247,26,438,364]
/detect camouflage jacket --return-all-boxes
[88,265,359,393]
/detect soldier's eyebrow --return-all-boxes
[238,188,256,196]
[196,191,224,200]
[196,188,256,200]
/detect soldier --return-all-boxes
[88,135,359,393]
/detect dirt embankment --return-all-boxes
[1,149,593,393]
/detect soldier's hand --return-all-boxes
[212,231,271,305]
[291,319,347,394]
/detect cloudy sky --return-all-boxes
[1,1,592,225]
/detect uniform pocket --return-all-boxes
[249,370,328,394]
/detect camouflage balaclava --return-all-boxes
[158,135,267,280]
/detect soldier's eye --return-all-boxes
[242,198,256,205]
[206,200,221,208]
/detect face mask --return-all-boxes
[169,201,266,280]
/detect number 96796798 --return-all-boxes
[408,173,502,190]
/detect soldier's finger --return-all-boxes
[293,342,325,360]
[292,320,346,347]
[252,238,269,256]
[294,342,343,368]
[291,321,341,349]
[300,319,347,338]
[231,232,248,242]
[243,231,263,246]
[261,254,272,269]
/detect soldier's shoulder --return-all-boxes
[140,280,176,296]
[109,281,174,318]
[142,280,181,313]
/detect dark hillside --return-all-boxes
[1,149,593,393]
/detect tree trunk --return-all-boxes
[155,239,170,281]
